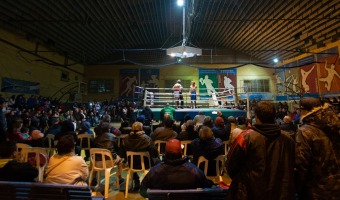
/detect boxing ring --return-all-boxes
[133,86,250,121]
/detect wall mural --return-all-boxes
[1,77,40,94]
[275,47,339,101]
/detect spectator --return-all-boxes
[140,139,214,198]
[191,126,224,176]
[295,97,340,199]
[7,117,32,143]
[94,114,121,136]
[136,115,152,136]
[159,103,176,121]
[44,135,88,185]
[141,105,154,126]
[226,101,295,200]
[0,140,38,182]
[212,116,230,141]
[150,118,177,141]
[193,111,206,126]
[280,115,297,139]
[93,122,124,185]
[229,116,247,145]
[120,122,159,191]
[177,120,198,141]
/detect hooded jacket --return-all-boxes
[226,123,295,200]
[295,103,340,199]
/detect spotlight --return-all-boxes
[177,0,184,6]
[273,58,279,63]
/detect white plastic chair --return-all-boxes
[154,140,167,155]
[181,140,192,157]
[125,151,151,198]
[89,148,119,199]
[223,140,229,155]
[197,155,226,183]
[116,134,128,147]
[77,134,93,158]
[46,134,56,157]
[16,143,31,152]
[20,147,49,182]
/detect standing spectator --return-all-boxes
[140,139,213,198]
[229,116,247,145]
[295,97,340,199]
[280,115,297,139]
[0,98,8,143]
[159,103,176,121]
[226,101,295,200]
[45,135,88,185]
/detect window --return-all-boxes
[243,79,270,92]
[88,79,114,93]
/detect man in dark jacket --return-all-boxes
[120,122,159,191]
[295,97,340,200]
[226,101,295,200]
[140,139,213,198]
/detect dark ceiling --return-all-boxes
[0,0,339,67]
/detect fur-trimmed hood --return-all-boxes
[301,103,340,132]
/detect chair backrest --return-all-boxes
[222,140,229,155]
[89,148,115,171]
[20,147,49,182]
[126,151,151,172]
[197,155,225,182]
[154,140,167,155]
[77,134,93,150]
[181,140,192,156]
[116,134,128,147]
[16,143,31,152]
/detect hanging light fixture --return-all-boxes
[167,0,202,58]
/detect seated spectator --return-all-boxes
[212,116,230,141]
[7,117,32,142]
[140,139,214,198]
[20,126,31,139]
[0,140,38,182]
[44,115,61,137]
[94,114,121,136]
[45,135,88,185]
[78,121,94,161]
[136,115,152,136]
[177,120,198,141]
[151,118,177,141]
[93,122,124,184]
[193,111,206,126]
[120,122,159,191]
[192,126,224,176]
[55,120,80,155]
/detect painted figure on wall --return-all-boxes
[121,76,137,97]
[200,75,216,96]
[319,63,340,91]
[300,65,315,93]
[147,75,159,88]
[223,76,235,94]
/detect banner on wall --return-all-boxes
[198,68,236,99]
[119,69,138,98]
[140,69,159,89]
[317,55,340,96]
[1,78,40,94]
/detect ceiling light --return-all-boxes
[167,0,201,58]
[273,58,279,63]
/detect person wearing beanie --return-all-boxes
[295,97,340,199]
[212,116,230,141]
[120,122,159,191]
[140,139,214,198]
